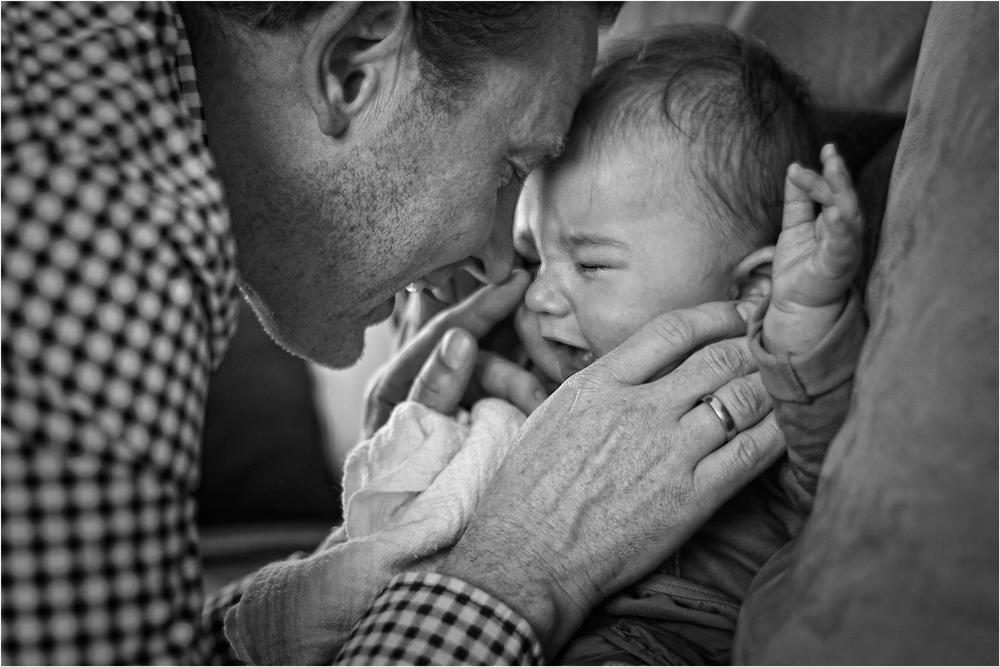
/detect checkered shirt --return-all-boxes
[2,2,246,663]
[336,572,544,665]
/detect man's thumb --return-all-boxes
[406,328,477,414]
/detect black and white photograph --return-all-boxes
[2,2,996,664]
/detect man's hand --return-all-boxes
[766,144,865,354]
[362,269,546,438]
[436,301,785,657]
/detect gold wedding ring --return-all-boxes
[698,394,738,442]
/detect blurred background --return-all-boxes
[197,0,932,591]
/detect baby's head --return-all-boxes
[514,25,820,384]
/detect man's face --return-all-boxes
[223,9,597,368]
[514,131,735,384]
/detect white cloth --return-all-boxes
[223,398,526,665]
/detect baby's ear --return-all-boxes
[732,245,774,303]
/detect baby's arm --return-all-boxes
[750,144,869,511]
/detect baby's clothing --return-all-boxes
[223,398,525,665]
[557,290,869,665]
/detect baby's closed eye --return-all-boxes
[575,261,611,274]
[571,249,624,275]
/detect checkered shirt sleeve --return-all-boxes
[335,572,544,665]
[2,2,243,664]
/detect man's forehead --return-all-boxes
[510,75,581,153]
[510,27,594,158]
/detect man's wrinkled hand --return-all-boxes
[437,300,785,657]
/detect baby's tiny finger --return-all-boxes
[787,166,830,204]
[818,203,865,276]
[786,162,821,188]
[818,223,864,278]
[822,146,855,194]
[821,196,862,237]
[783,165,817,227]
[808,177,836,208]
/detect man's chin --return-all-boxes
[292,298,403,369]
[279,323,368,370]
[237,280,399,368]
[309,336,366,370]
[240,297,368,370]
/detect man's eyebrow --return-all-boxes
[566,231,630,249]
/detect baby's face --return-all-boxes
[514,132,734,384]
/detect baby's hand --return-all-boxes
[764,144,864,354]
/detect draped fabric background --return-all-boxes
[734,3,999,663]
[609,2,930,114]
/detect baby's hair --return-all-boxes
[576,25,821,259]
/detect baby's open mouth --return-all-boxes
[547,338,596,379]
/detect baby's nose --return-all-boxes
[524,267,569,316]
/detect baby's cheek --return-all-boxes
[579,313,643,359]
[515,305,556,373]
[514,305,539,352]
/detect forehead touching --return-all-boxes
[504,82,575,172]
[499,13,597,172]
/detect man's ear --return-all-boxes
[302,2,412,137]
[732,245,774,303]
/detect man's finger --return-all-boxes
[655,338,759,411]
[680,373,771,455]
[372,270,531,402]
[436,268,531,337]
[406,328,477,415]
[593,301,753,386]
[474,351,547,415]
[694,413,785,501]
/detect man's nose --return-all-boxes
[467,175,522,284]
[471,229,514,284]
[524,265,569,316]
